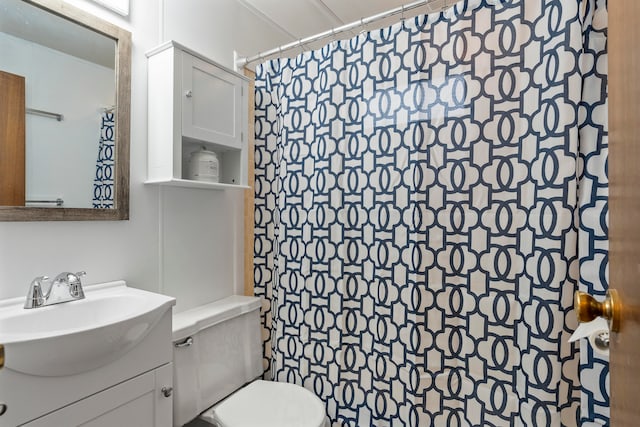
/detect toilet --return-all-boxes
[172,295,328,427]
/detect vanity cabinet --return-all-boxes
[0,289,174,427]
[23,364,172,427]
[146,41,249,190]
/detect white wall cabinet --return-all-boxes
[146,41,249,190]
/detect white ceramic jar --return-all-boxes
[188,147,219,183]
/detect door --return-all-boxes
[609,0,640,425]
[0,70,26,206]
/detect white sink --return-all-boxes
[0,281,175,377]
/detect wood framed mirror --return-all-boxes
[0,0,131,221]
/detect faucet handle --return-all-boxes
[69,271,86,299]
[24,276,48,309]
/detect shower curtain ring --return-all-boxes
[331,27,338,45]
[359,17,365,34]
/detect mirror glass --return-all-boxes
[0,0,130,220]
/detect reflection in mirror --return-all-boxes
[0,0,130,221]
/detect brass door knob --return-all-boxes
[574,289,621,332]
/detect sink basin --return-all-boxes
[0,281,175,377]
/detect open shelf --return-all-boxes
[144,178,250,191]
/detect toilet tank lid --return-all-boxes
[172,295,261,341]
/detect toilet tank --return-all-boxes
[172,295,263,426]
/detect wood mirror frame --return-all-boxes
[0,0,131,221]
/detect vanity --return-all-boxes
[0,281,176,426]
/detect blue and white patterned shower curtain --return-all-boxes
[93,111,115,208]
[578,0,609,424]
[254,0,608,425]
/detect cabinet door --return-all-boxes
[182,53,243,149]
[23,364,173,427]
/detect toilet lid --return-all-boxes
[204,380,326,427]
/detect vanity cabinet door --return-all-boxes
[181,53,244,149]
[23,363,173,427]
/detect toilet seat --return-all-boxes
[199,380,327,427]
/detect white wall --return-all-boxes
[0,32,115,208]
[0,0,286,313]
[162,0,291,70]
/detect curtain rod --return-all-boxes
[236,0,451,67]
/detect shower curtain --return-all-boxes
[92,111,115,208]
[254,0,608,425]
[577,0,608,424]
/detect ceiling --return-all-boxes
[0,0,450,68]
[237,0,451,60]
[0,0,115,69]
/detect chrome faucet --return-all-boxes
[24,271,86,309]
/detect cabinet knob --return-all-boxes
[161,386,173,398]
[185,90,193,98]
